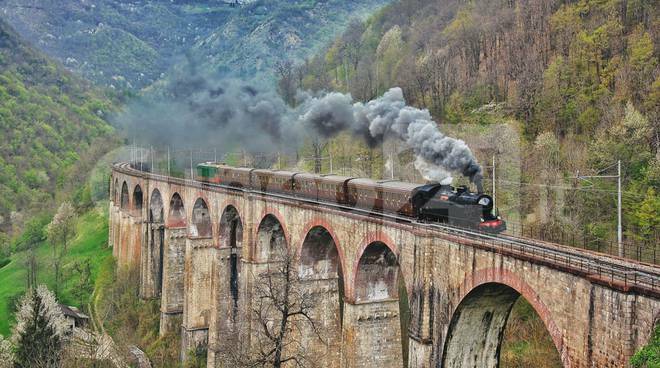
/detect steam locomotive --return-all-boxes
[196,163,506,233]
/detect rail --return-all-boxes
[113,163,660,297]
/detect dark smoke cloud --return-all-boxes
[296,87,483,185]
[118,68,482,185]
[115,72,292,153]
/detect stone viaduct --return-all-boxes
[109,163,660,367]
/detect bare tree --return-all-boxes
[219,246,323,367]
[276,60,296,106]
[47,202,76,296]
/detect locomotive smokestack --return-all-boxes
[474,173,484,194]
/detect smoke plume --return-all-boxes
[118,67,482,186]
[115,73,292,153]
[296,87,483,186]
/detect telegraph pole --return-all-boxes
[190,150,194,180]
[575,160,623,256]
[617,160,622,255]
[492,155,496,211]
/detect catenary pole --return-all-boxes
[492,155,496,212]
[575,161,623,256]
[190,150,194,180]
[618,160,622,256]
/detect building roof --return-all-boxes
[59,304,89,320]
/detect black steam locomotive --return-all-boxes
[197,163,506,233]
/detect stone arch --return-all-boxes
[190,198,212,237]
[442,269,570,368]
[219,205,243,249]
[354,241,400,302]
[168,192,186,227]
[149,189,165,296]
[352,239,410,367]
[298,225,345,367]
[300,226,342,280]
[120,181,129,209]
[133,184,143,211]
[114,178,119,204]
[150,189,164,222]
[219,205,243,322]
[256,214,287,261]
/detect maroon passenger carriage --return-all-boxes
[196,162,505,233]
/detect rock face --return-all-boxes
[1,0,390,90]
[110,163,660,368]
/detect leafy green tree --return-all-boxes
[627,27,656,104]
[631,322,660,368]
[632,188,660,241]
[12,285,67,368]
[71,259,93,308]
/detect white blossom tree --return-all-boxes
[47,201,76,296]
[12,285,68,368]
[0,334,14,368]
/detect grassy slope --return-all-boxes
[0,205,112,336]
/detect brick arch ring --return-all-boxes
[298,218,348,284]
[166,191,187,228]
[184,193,213,238]
[348,231,413,302]
[147,187,165,218]
[219,198,245,222]
[120,180,130,207]
[254,207,291,249]
[187,192,213,221]
[449,267,572,368]
[217,199,245,247]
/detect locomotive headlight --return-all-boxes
[480,218,485,222]
[478,197,491,206]
[497,216,501,220]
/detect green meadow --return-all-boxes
[0,204,112,335]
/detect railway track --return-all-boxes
[114,163,660,295]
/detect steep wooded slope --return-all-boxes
[0,18,116,235]
[291,1,658,365]
[294,0,659,245]
[1,0,390,89]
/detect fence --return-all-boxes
[120,146,659,265]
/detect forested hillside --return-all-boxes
[292,0,659,251]
[2,0,390,89]
[288,1,658,366]
[0,18,117,238]
[1,0,233,89]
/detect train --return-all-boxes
[196,162,506,233]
